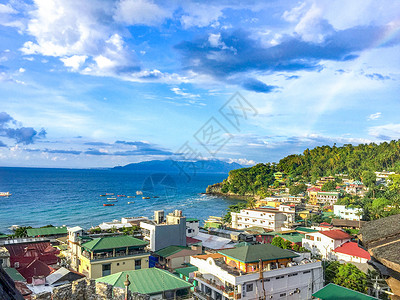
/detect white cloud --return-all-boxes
[60,55,88,71]
[294,4,334,43]
[180,3,223,28]
[228,158,256,166]
[367,112,381,121]
[18,68,25,73]
[0,3,17,14]
[114,0,169,26]
[170,87,200,99]
[369,123,400,140]
[282,2,307,22]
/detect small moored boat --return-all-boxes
[107,197,117,200]
[136,191,143,195]
[117,195,126,197]
[127,196,135,198]
[142,196,150,199]
[0,192,11,197]
[103,203,115,206]
[127,201,135,204]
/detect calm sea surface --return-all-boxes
[0,167,241,233]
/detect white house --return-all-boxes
[191,244,323,300]
[332,242,370,264]
[302,229,351,259]
[186,218,200,237]
[231,208,286,231]
[333,205,363,221]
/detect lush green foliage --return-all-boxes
[271,236,307,252]
[333,263,368,293]
[321,181,336,191]
[220,163,276,197]
[289,183,307,195]
[222,202,247,223]
[217,140,400,197]
[12,226,32,238]
[278,141,400,181]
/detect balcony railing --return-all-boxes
[81,250,146,261]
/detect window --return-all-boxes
[117,263,120,266]
[280,293,286,297]
[135,259,142,270]
[288,273,298,277]
[246,284,253,292]
[316,237,321,242]
[276,276,284,280]
[102,264,111,276]
[303,270,311,274]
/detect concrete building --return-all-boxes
[191,244,323,300]
[78,235,149,279]
[331,242,370,263]
[316,192,340,205]
[186,218,200,237]
[67,226,84,271]
[153,245,202,270]
[231,208,286,231]
[333,205,363,221]
[140,210,187,252]
[302,229,351,259]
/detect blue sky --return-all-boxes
[0,0,399,168]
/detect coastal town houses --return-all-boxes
[231,208,286,231]
[186,218,200,237]
[96,268,193,300]
[152,245,202,270]
[190,244,323,300]
[333,205,363,221]
[140,210,187,252]
[76,235,149,279]
[301,229,351,259]
[331,242,370,263]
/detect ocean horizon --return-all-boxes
[0,167,241,234]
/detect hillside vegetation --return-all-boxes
[207,140,400,199]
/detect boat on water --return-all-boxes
[107,197,117,200]
[127,196,135,198]
[136,191,143,195]
[142,196,150,199]
[107,199,118,202]
[0,192,11,197]
[127,201,135,204]
[117,194,126,197]
[153,196,159,198]
[105,193,114,195]
[103,203,115,206]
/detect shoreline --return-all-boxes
[202,192,253,201]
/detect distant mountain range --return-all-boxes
[113,159,242,173]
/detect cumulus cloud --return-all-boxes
[0,112,46,145]
[365,73,390,81]
[369,123,400,140]
[170,87,200,98]
[114,0,170,26]
[176,23,400,92]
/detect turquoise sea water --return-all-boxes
[0,167,241,233]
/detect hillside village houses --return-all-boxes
[333,205,363,221]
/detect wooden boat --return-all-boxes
[142,196,150,199]
[107,199,118,202]
[127,196,135,198]
[103,203,115,206]
[107,197,117,200]
[105,193,114,195]
[0,192,11,197]
[127,201,135,204]
[100,194,106,197]
[117,195,126,197]
[153,196,159,198]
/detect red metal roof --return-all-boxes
[18,259,55,284]
[307,187,321,192]
[333,242,371,260]
[320,229,351,240]
[186,237,201,245]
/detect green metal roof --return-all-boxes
[154,246,189,258]
[26,226,68,237]
[186,218,199,222]
[4,268,25,282]
[96,268,192,295]
[0,234,8,239]
[81,235,148,252]
[295,227,318,233]
[218,244,298,263]
[312,284,378,300]
[175,266,198,278]
[277,232,305,244]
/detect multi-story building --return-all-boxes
[191,244,323,300]
[344,181,366,196]
[231,208,287,231]
[67,226,85,271]
[316,191,340,205]
[302,229,351,259]
[140,210,187,252]
[77,235,149,279]
[186,218,200,237]
[333,205,363,221]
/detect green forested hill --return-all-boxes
[207,140,400,198]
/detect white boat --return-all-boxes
[0,192,11,197]
[127,201,135,204]
[136,191,143,195]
